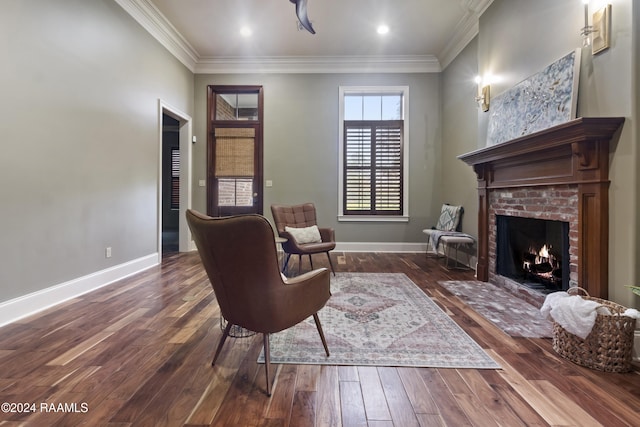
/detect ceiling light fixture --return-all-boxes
[290,0,315,34]
[377,24,389,35]
[240,26,252,37]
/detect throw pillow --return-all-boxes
[285,225,322,244]
[435,204,462,231]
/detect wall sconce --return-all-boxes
[580,0,596,47]
[581,1,611,53]
[474,76,490,112]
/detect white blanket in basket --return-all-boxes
[540,292,609,339]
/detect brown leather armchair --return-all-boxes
[185,209,330,396]
[271,203,336,276]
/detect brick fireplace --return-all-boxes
[459,117,624,301]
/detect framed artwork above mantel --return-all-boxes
[486,50,581,147]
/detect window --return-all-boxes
[339,87,409,221]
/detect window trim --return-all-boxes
[338,86,410,222]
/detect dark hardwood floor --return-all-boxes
[0,251,638,426]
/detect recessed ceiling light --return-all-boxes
[377,24,389,35]
[240,26,252,37]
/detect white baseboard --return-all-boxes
[0,253,159,328]
[189,240,429,254]
[190,239,474,267]
[190,240,477,270]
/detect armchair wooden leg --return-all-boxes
[212,322,232,366]
[309,254,314,270]
[313,313,330,357]
[325,252,336,276]
[263,333,272,396]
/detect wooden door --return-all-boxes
[207,86,263,216]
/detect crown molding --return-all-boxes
[115,0,494,75]
[114,0,198,72]
[462,0,495,15]
[194,55,441,74]
[438,12,479,69]
[439,0,494,69]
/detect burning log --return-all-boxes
[522,243,562,288]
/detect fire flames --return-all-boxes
[536,244,551,264]
[522,243,561,286]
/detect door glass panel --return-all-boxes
[237,94,258,120]
[215,93,259,121]
[218,178,254,207]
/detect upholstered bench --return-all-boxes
[439,234,475,269]
[422,229,475,270]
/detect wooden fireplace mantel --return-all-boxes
[458,117,624,299]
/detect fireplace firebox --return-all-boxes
[496,216,569,292]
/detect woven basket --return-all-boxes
[552,287,636,373]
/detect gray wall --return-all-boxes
[0,0,194,303]
[193,73,441,244]
[441,37,480,238]
[450,0,637,307]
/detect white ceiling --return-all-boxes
[116,0,494,73]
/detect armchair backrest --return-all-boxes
[185,210,284,332]
[271,203,318,234]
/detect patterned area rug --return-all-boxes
[258,273,500,369]
[439,280,553,338]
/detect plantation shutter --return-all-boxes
[344,120,403,215]
[171,148,180,209]
[345,125,372,211]
[375,124,402,211]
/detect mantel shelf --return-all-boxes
[458,117,624,168]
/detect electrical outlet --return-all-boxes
[105,247,112,258]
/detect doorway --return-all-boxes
[159,101,192,257]
[162,114,180,253]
